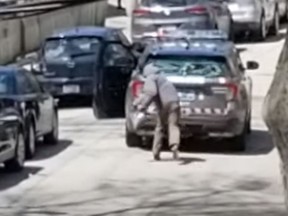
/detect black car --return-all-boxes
[0,66,58,160]
[30,26,135,100]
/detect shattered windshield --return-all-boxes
[43,37,100,61]
[145,55,228,78]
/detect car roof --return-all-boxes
[48,26,119,40]
[147,40,234,57]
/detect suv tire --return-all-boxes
[126,127,142,147]
[4,131,25,172]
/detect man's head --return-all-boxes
[143,63,159,76]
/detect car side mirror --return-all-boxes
[246,61,259,70]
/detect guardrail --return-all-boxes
[0,0,98,19]
[0,0,107,64]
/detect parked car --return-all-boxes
[131,0,223,42]
[0,66,58,160]
[277,0,288,20]
[125,38,259,151]
[30,26,132,104]
[203,0,234,39]
[227,0,279,40]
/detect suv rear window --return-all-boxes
[141,0,199,7]
[144,55,229,78]
[44,36,100,61]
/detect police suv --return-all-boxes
[125,30,259,151]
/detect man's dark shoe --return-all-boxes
[154,154,161,161]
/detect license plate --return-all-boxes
[159,26,177,33]
[62,85,80,93]
[178,92,196,101]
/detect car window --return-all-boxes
[0,73,16,95]
[103,43,134,67]
[43,37,100,61]
[24,71,44,93]
[17,72,35,94]
[144,55,229,78]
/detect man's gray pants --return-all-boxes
[152,104,180,157]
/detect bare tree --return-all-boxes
[263,33,288,209]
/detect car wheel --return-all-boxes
[229,132,246,152]
[126,126,142,147]
[4,131,25,172]
[25,122,36,159]
[246,112,252,134]
[271,9,280,36]
[43,112,58,145]
[254,15,266,41]
[92,100,108,119]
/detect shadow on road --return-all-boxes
[32,139,73,161]
[0,166,42,191]
[235,30,286,45]
[180,129,274,156]
[141,129,274,156]
[57,97,91,110]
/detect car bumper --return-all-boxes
[40,78,93,97]
[129,113,244,138]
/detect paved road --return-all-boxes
[0,1,287,215]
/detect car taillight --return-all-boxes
[132,80,144,98]
[133,9,150,16]
[225,83,239,100]
[185,6,207,14]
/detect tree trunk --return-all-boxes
[263,32,288,209]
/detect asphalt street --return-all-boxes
[0,1,287,215]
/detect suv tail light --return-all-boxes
[132,80,144,98]
[225,83,239,100]
[133,9,150,16]
[185,6,207,14]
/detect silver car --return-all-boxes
[227,0,279,40]
[125,37,259,150]
[131,0,221,42]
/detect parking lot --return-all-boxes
[0,0,287,215]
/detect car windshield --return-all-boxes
[43,37,100,61]
[0,73,15,94]
[145,55,228,78]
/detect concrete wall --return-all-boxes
[0,0,107,64]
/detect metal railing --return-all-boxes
[0,0,98,19]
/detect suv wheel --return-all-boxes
[4,131,25,172]
[271,9,280,36]
[254,15,266,41]
[26,122,36,159]
[230,131,246,152]
[43,112,59,145]
[92,100,108,119]
[126,126,142,147]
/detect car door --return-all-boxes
[24,71,54,134]
[233,51,252,118]
[101,43,136,111]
